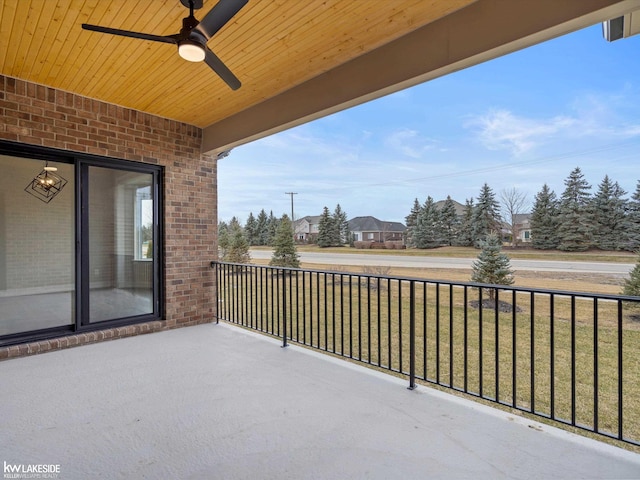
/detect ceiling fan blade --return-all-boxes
[204,47,241,90]
[82,24,177,45]
[194,0,248,40]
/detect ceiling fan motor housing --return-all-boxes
[182,14,200,33]
[180,0,203,9]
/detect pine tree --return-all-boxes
[317,206,334,248]
[218,221,230,259]
[414,196,441,249]
[623,252,640,296]
[256,209,269,245]
[224,217,251,263]
[439,196,460,246]
[557,167,592,251]
[405,198,422,248]
[471,233,514,300]
[625,180,640,252]
[269,215,300,268]
[591,175,627,251]
[530,184,560,250]
[332,204,349,245]
[456,198,475,247]
[244,212,259,246]
[267,210,279,246]
[472,183,502,247]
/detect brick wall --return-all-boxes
[0,74,218,358]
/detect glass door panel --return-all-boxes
[0,155,74,335]
[87,166,154,322]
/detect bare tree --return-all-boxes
[500,187,529,247]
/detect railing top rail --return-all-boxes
[212,260,640,303]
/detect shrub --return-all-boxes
[471,233,515,300]
[622,252,640,297]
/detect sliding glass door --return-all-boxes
[0,143,162,346]
[85,166,156,323]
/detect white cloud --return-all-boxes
[384,128,437,158]
[466,109,575,155]
[568,92,640,138]
[620,125,640,136]
[468,90,640,156]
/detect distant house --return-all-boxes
[503,213,532,244]
[293,215,321,243]
[512,213,532,243]
[348,216,406,243]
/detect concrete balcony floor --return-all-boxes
[1,323,639,480]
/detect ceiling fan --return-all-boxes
[82,0,247,90]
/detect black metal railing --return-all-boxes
[213,261,640,446]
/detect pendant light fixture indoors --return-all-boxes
[24,161,68,203]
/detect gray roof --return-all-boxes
[513,213,532,224]
[434,199,466,216]
[348,216,406,232]
[294,215,322,226]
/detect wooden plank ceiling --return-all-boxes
[0,0,475,128]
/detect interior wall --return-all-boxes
[0,155,74,292]
[88,167,116,289]
[0,74,218,338]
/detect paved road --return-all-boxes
[249,249,634,275]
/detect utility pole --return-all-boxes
[285,192,297,222]
[285,192,298,241]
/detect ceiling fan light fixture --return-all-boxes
[178,40,205,62]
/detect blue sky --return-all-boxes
[218,24,640,224]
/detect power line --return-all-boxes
[309,138,640,192]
